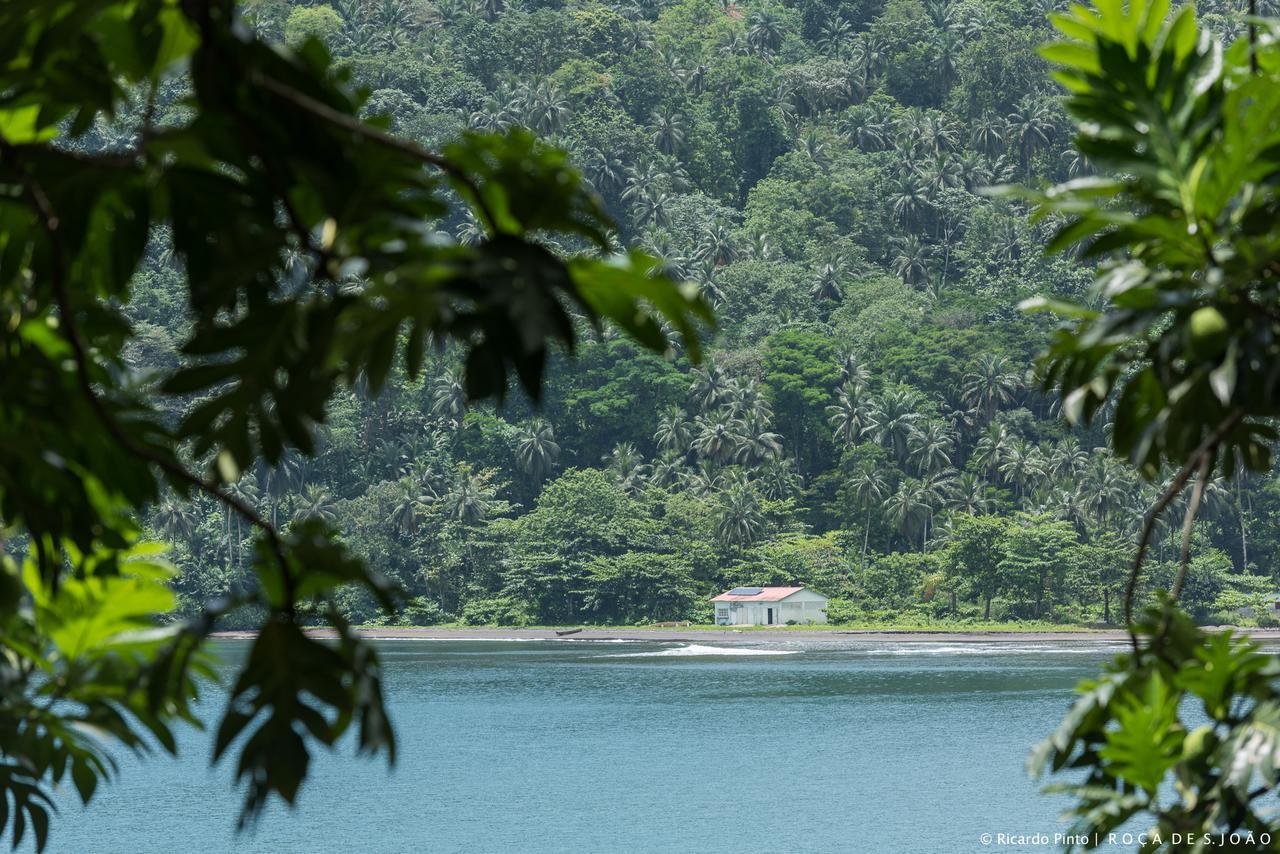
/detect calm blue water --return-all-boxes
[48,638,1125,853]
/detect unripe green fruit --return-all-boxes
[1182,724,1216,762]
[1187,307,1229,359]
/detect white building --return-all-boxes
[711,587,828,626]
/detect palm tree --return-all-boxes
[603,442,649,494]
[970,113,1006,156]
[621,20,654,52]
[863,389,923,463]
[1007,96,1056,177]
[731,415,783,467]
[948,472,994,515]
[745,229,775,261]
[372,438,412,480]
[746,10,785,55]
[386,478,433,537]
[915,112,959,154]
[961,355,1023,423]
[909,421,953,475]
[1045,439,1088,481]
[890,235,934,287]
[693,411,742,463]
[584,146,626,194]
[689,361,729,411]
[515,419,560,485]
[955,152,994,192]
[852,33,886,81]
[883,480,928,550]
[992,217,1024,273]
[154,499,197,546]
[696,220,738,266]
[847,467,887,574]
[454,214,483,247]
[261,451,306,526]
[524,81,571,137]
[887,173,930,227]
[649,451,686,488]
[648,107,687,156]
[919,152,963,195]
[972,422,1011,476]
[223,476,261,571]
[430,369,467,428]
[441,468,497,525]
[1061,146,1092,178]
[809,253,847,302]
[933,31,961,90]
[714,480,765,548]
[292,484,338,525]
[997,438,1043,499]
[799,128,830,167]
[836,349,871,393]
[654,406,692,454]
[724,378,773,424]
[681,459,727,498]
[1077,450,1133,525]
[692,261,726,307]
[632,190,672,227]
[919,468,957,546]
[818,15,855,57]
[826,383,872,447]
[757,456,801,500]
[963,5,1003,39]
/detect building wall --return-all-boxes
[779,600,828,624]
[716,595,829,625]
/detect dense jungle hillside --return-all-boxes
[129,0,1277,626]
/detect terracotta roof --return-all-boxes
[711,586,808,602]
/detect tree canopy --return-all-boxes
[0,1,707,848]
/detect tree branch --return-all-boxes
[250,74,500,234]
[1122,407,1243,649]
[1,137,292,595]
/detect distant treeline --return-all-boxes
[121,0,1280,626]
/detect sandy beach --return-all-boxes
[209,625,1280,643]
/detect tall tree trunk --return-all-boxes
[861,507,872,579]
[984,594,992,621]
[1103,589,1111,624]
[1237,478,1250,570]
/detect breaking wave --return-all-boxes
[607,644,800,658]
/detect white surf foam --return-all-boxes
[380,636,645,643]
[608,644,800,658]
[879,644,1123,656]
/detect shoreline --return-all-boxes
[209,625,1280,644]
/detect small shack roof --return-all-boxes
[711,586,817,602]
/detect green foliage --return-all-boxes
[284,6,342,47]
[1018,0,1280,478]
[0,543,214,853]
[0,1,710,848]
[1021,0,1280,844]
[1033,606,1280,847]
[12,0,1280,846]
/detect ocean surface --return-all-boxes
[49,638,1128,853]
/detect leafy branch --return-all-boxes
[1020,0,1280,846]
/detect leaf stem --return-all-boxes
[250,74,501,234]
[1122,407,1243,649]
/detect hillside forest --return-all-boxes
[114,0,1279,627]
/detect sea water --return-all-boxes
[47,639,1126,853]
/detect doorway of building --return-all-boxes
[767,607,774,625]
